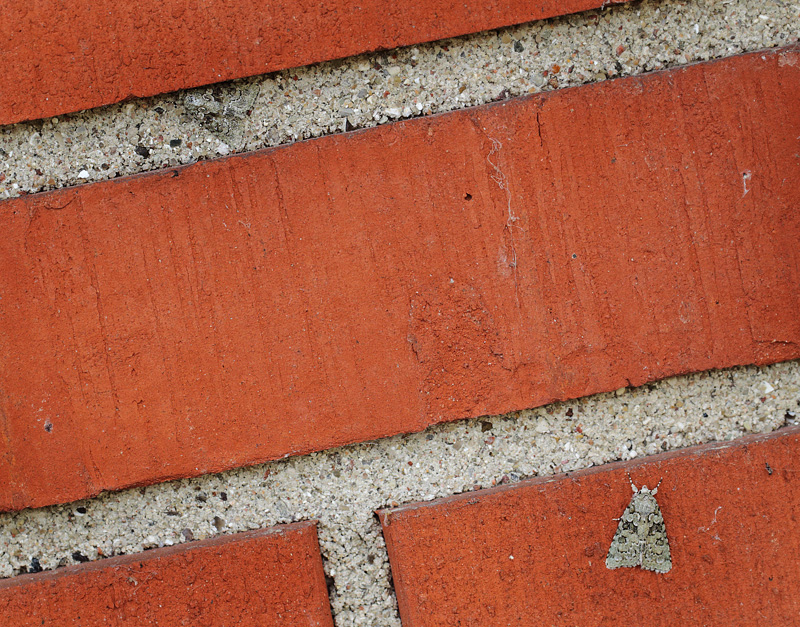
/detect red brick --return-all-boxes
[0,48,799,511]
[0,521,333,626]
[378,427,800,626]
[0,0,627,125]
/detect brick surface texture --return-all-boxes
[0,0,627,125]
[378,426,800,626]
[0,48,798,511]
[0,521,333,626]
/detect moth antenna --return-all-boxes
[626,470,637,492]
[652,477,663,494]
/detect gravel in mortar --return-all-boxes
[1,0,798,199]
[1,361,798,625]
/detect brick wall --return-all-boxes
[1,1,798,624]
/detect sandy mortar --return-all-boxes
[1,362,798,625]
[1,0,799,625]
[1,0,798,199]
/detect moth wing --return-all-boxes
[605,499,642,569]
[640,502,672,573]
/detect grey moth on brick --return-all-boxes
[606,479,672,573]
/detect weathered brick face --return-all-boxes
[1,48,799,512]
[0,522,334,625]
[379,427,800,626]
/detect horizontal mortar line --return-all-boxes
[1,0,798,199]
[1,45,799,512]
[1,0,632,126]
[0,361,797,625]
[381,425,798,517]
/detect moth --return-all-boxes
[606,478,672,573]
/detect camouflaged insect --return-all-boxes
[606,479,672,573]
